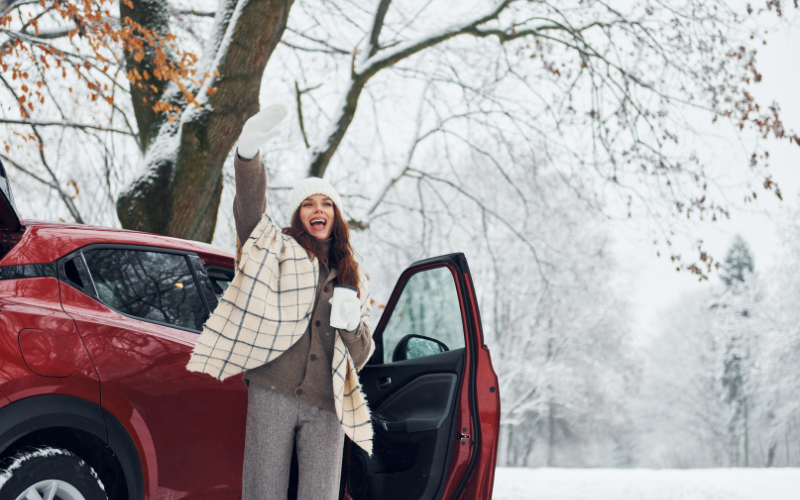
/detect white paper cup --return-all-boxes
[329,284,358,329]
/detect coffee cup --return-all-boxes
[329,284,359,329]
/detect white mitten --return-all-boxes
[341,296,362,332]
[237,104,288,160]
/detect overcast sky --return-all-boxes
[614,19,800,339]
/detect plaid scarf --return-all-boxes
[186,208,373,454]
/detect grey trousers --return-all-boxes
[242,382,345,500]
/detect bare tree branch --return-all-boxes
[0,118,136,136]
[366,0,392,57]
[367,81,429,215]
[294,80,310,149]
[284,26,350,55]
[1,0,39,16]
[281,40,347,55]
[0,152,59,191]
[173,9,216,17]
[409,168,547,278]
[356,0,511,78]
[0,73,84,223]
[306,0,515,178]
[18,26,74,39]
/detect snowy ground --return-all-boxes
[493,467,800,500]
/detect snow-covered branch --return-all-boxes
[355,0,511,78]
[306,0,515,178]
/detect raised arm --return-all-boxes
[233,154,267,249]
[232,104,288,250]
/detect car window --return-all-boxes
[206,267,234,301]
[380,266,465,364]
[60,253,94,297]
[83,248,208,331]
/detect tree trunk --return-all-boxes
[766,441,776,467]
[116,0,295,242]
[743,397,749,467]
[120,0,170,152]
[547,398,555,467]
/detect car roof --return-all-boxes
[0,220,234,268]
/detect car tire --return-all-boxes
[0,447,107,500]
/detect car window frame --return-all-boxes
[58,243,216,334]
[203,264,234,298]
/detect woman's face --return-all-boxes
[299,194,335,241]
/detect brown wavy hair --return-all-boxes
[282,203,360,291]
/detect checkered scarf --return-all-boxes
[186,208,373,454]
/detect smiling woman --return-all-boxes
[186,105,375,500]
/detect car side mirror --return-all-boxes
[392,334,449,362]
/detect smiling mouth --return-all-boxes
[310,219,327,230]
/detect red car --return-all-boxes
[0,161,500,500]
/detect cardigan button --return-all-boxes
[310,354,317,361]
[324,286,329,293]
[315,320,321,327]
[295,388,303,396]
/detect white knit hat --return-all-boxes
[288,177,343,216]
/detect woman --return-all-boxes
[187,105,375,500]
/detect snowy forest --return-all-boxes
[1,0,800,470]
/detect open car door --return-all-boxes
[344,253,500,500]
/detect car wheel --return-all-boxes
[0,447,107,500]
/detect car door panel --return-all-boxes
[359,348,464,406]
[58,249,246,500]
[346,254,497,500]
[358,351,463,500]
[373,372,457,434]
[344,254,500,500]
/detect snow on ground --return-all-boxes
[493,467,800,500]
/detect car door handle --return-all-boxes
[372,414,407,433]
[378,376,391,389]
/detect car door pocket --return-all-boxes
[372,373,457,435]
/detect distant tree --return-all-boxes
[636,290,727,467]
[756,199,800,467]
[710,236,758,466]
[637,234,794,467]
[720,235,755,288]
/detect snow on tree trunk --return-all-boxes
[116,0,294,242]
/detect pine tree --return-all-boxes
[720,235,755,289]
[714,235,758,465]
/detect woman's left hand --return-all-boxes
[341,296,362,332]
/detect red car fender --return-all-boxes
[101,385,160,500]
